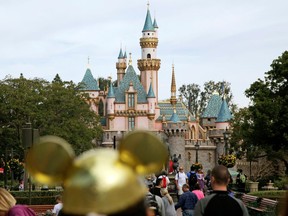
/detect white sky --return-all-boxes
[0,0,287,108]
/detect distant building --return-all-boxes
[80,4,232,172]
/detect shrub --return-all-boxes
[248,190,286,199]
[274,177,288,190]
[10,191,61,205]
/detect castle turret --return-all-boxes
[116,48,127,86]
[215,98,232,129]
[107,79,115,121]
[147,82,156,120]
[138,3,160,102]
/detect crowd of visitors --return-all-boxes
[0,164,256,216]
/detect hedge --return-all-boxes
[10,191,62,205]
[248,190,286,200]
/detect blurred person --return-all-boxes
[160,188,176,216]
[175,166,188,198]
[194,165,249,216]
[175,184,198,216]
[52,195,63,216]
[192,183,205,201]
[0,188,35,216]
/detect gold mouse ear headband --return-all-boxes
[25,130,168,215]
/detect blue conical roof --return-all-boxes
[216,99,232,122]
[201,93,222,118]
[118,48,124,59]
[114,65,147,102]
[80,68,99,91]
[142,9,154,32]
[169,109,181,123]
[107,81,115,98]
[153,18,158,28]
[124,51,127,58]
[147,82,155,98]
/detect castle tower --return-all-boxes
[147,81,156,120]
[137,3,161,103]
[107,79,115,124]
[215,98,232,129]
[116,48,127,86]
[170,64,177,107]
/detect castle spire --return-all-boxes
[142,2,154,32]
[129,53,132,66]
[170,64,177,106]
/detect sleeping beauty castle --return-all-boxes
[79,4,232,172]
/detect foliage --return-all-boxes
[191,162,203,171]
[178,80,237,118]
[7,158,24,180]
[248,190,286,199]
[10,190,60,205]
[230,51,288,175]
[273,177,288,190]
[0,74,103,158]
[218,154,236,168]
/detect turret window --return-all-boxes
[147,54,151,59]
[128,93,135,108]
[128,117,135,130]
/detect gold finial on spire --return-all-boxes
[129,53,132,65]
[87,56,90,69]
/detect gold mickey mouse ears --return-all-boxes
[25,130,168,215]
[119,130,168,175]
[26,135,75,185]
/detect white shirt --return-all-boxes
[52,203,63,216]
[175,172,187,187]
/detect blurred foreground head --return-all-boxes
[0,188,16,214]
[26,131,168,216]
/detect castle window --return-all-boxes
[128,117,135,130]
[147,53,151,59]
[128,93,135,108]
[148,33,150,35]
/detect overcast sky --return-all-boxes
[0,0,287,108]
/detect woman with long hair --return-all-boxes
[160,188,177,216]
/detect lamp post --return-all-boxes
[223,128,230,155]
[195,140,200,163]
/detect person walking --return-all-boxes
[175,184,198,216]
[192,183,205,201]
[52,195,63,216]
[175,166,188,198]
[160,188,176,216]
[194,165,249,216]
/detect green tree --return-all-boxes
[231,51,288,174]
[0,74,102,157]
[178,80,236,117]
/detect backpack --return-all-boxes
[146,193,160,216]
[188,172,198,188]
[240,174,246,183]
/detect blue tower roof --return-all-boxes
[80,68,99,91]
[114,65,147,103]
[118,48,124,59]
[147,82,155,98]
[201,93,222,118]
[124,51,127,58]
[142,9,154,32]
[169,109,181,123]
[157,101,195,122]
[216,99,232,122]
[153,18,158,28]
[107,81,115,98]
